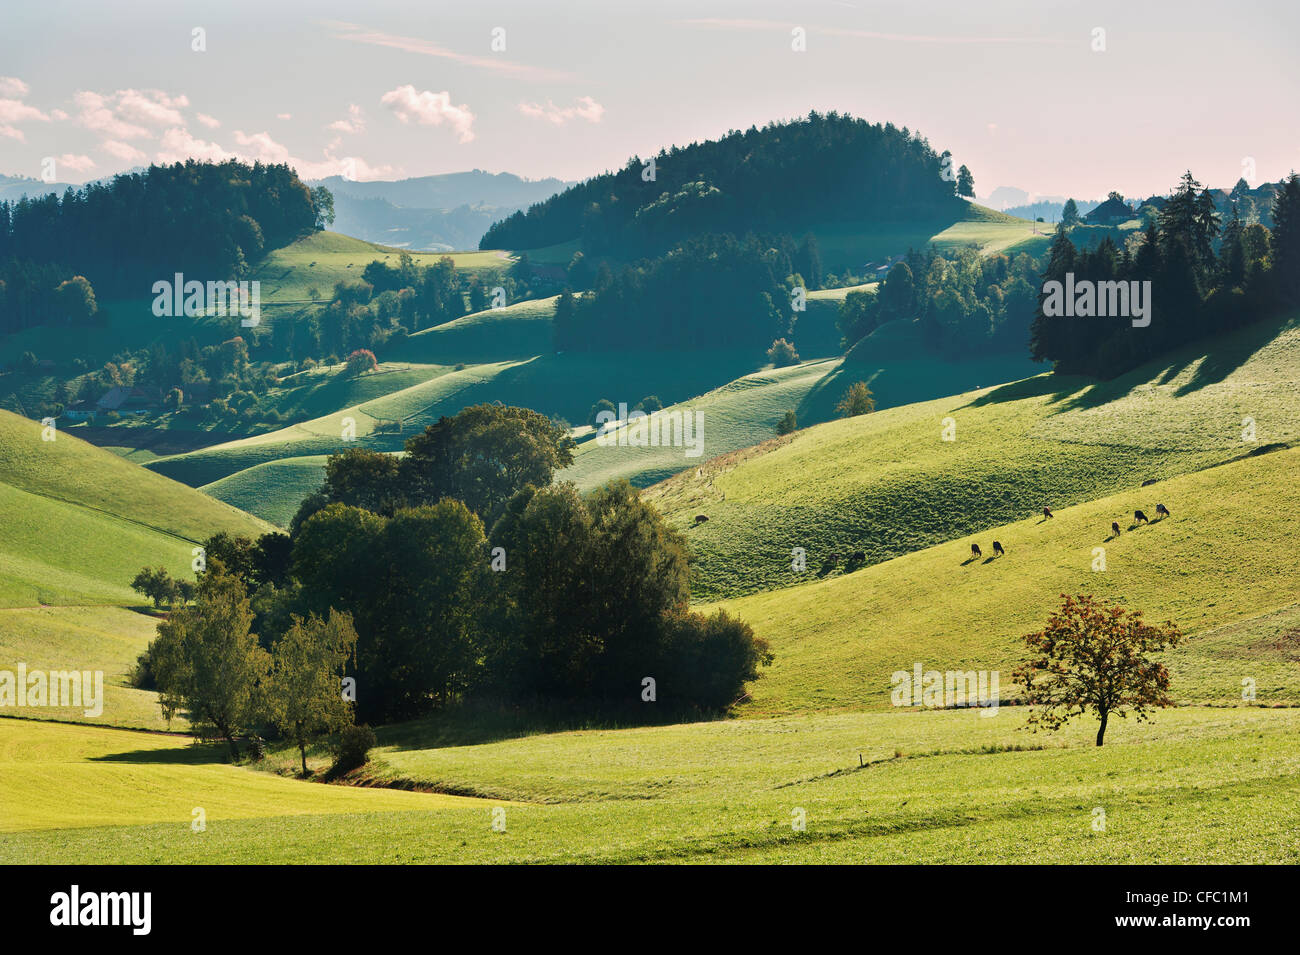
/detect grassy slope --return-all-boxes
[651,313,1300,599]
[811,204,1051,271]
[0,606,166,728]
[200,456,329,529]
[0,411,272,607]
[5,707,1296,862]
[712,444,1300,714]
[253,231,510,304]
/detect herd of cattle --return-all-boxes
[691,502,1174,568]
[970,503,1172,560]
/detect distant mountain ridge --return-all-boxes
[308,171,574,251]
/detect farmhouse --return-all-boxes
[96,386,161,415]
[1085,193,1136,226]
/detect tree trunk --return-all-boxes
[300,741,308,776]
[1096,709,1109,746]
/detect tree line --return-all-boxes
[1030,172,1300,377]
[0,160,327,335]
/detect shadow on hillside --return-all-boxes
[90,741,222,765]
[1172,314,1293,398]
[959,314,1292,416]
[376,701,729,752]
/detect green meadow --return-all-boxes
[650,311,1300,599]
[4,707,1295,863]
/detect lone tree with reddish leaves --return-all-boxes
[1013,594,1183,746]
[344,349,378,376]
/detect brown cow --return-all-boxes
[1134,510,1149,524]
[1043,506,1054,519]
[992,541,1005,557]
[970,543,983,559]
[1111,521,1121,537]
[693,514,709,525]
[1155,503,1170,519]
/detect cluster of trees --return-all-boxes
[482,112,964,258]
[0,263,98,333]
[142,404,771,727]
[552,233,818,353]
[150,562,359,773]
[838,247,1041,355]
[1030,172,1300,377]
[0,161,327,335]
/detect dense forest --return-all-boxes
[0,160,326,334]
[1030,172,1300,377]
[552,233,821,353]
[481,111,965,257]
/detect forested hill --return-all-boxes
[480,112,965,257]
[0,161,326,319]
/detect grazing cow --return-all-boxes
[970,543,983,559]
[1156,503,1170,519]
[1111,521,1121,537]
[1043,506,1054,519]
[693,514,709,525]
[992,541,1005,557]
[851,550,866,562]
[1134,509,1149,524]
[1141,479,1158,487]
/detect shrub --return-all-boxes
[776,410,797,435]
[836,381,875,417]
[766,338,800,367]
[331,723,377,774]
[345,349,378,376]
[657,609,774,710]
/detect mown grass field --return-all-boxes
[0,720,487,840]
[651,312,1300,599]
[4,707,1295,863]
[0,606,166,729]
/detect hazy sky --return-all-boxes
[2,0,1296,200]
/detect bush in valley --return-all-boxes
[767,338,799,367]
[344,348,378,376]
[836,381,876,417]
[776,410,797,435]
[331,724,378,774]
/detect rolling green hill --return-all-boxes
[711,443,1300,715]
[0,410,273,607]
[651,312,1300,599]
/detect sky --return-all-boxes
[1,0,1297,201]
